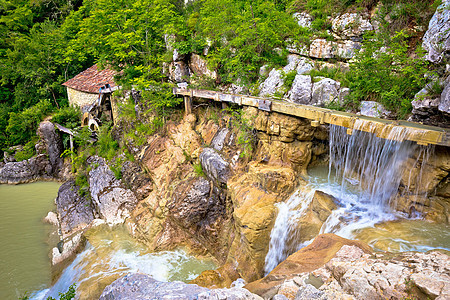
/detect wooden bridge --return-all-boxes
[173,88,450,147]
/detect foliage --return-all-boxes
[14,139,37,161]
[188,0,301,84]
[224,107,256,158]
[51,106,81,129]
[345,30,430,118]
[6,99,53,146]
[193,162,205,177]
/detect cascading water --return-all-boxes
[265,120,436,275]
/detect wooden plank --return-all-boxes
[174,88,450,147]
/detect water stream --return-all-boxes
[265,122,447,274]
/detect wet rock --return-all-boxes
[309,39,334,59]
[56,180,95,237]
[189,53,217,80]
[331,13,373,39]
[288,75,312,104]
[43,211,59,226]
[245,234,372,298]
[99,273,263,300]
[293,12,313,28]
[88,156,138,224]
[423,1,450,63]
[169,61,191,83]
[38,121,63,173]
[311,77,342,106]
[51,232,85,266]
[199,148,230,186]
[360,101,392,118]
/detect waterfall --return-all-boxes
[264,120,435,274]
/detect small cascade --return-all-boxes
[264,120,436,274]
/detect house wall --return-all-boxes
[67,87,98,109]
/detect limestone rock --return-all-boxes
[293,12,313,28]
[333,40,361,59]
[259,68,284,97]
[439,76,450,114]
[423,1,450,63]
[211,128,230,151]
[88,156,138,224]
[331,13,373,39]
[56,180,95,237]
[168,177,225,232]
[199,148,230,186]
[38,121,63,173]
[51,232,85,266]
[169,61,191,83]
[309,39,334,59]
[120,161,152,201]
[283,54,302,73]
[43,211,59,226]
[245,234,372,298]
[295,57,313,75]
[360,101,392,118]
[286,41,309,56]
[0,154,51,184]
[99,274,263,300]
[189,54,217,80]
[288,75,312,104]
[311,77,342,106]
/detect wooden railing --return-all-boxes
[173,88,450,147]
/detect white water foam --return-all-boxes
[264,121,436,274]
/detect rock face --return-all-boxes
[88,156,138,224]
[56,180,95,237]
[99,273,263,300]
[331,13,373,39]
[423,0,450,63]
[309,39,334,59]
[199,148,230,186]
[38,121,63,174]
[169,61,191,83]
[439,76,450,114]
[0,121,64,184]
[0,154,51,184]
[189,53,217,80]
[288,75,312,104]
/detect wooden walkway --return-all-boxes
[173,88,450,147]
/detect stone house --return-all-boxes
[62,64,117,110]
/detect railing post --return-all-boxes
[184,95,192,115]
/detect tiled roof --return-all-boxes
[62,64,117,94]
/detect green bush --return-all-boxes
[14,140,37,161]
[52,106,81,129]
[345,30,429,118]
[6,99,53,146]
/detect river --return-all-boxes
[0,182,60,300]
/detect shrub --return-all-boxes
[14,139,37,161]
[6,99,53,146]
[345,30,429,118]
[52,106,81,129]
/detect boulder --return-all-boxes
[293,12,313,28]
[288,75,312,104]
[56,180,95,237]
[333,40,361,59]
[199,148,230,186]
[423,0,450,63]
[360,101,392,118]
[120,161,152,201]
[331,13,373,39]
[99,273,263,300]
[309,39,334,59]
[169,61,191,83]
[439,76,450,114]
[311,77,342,106]
[0,154,51,184]
[259,68,284,97]
[88,156,138,224]
[189,54,217,80]
[38,121,63,173]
